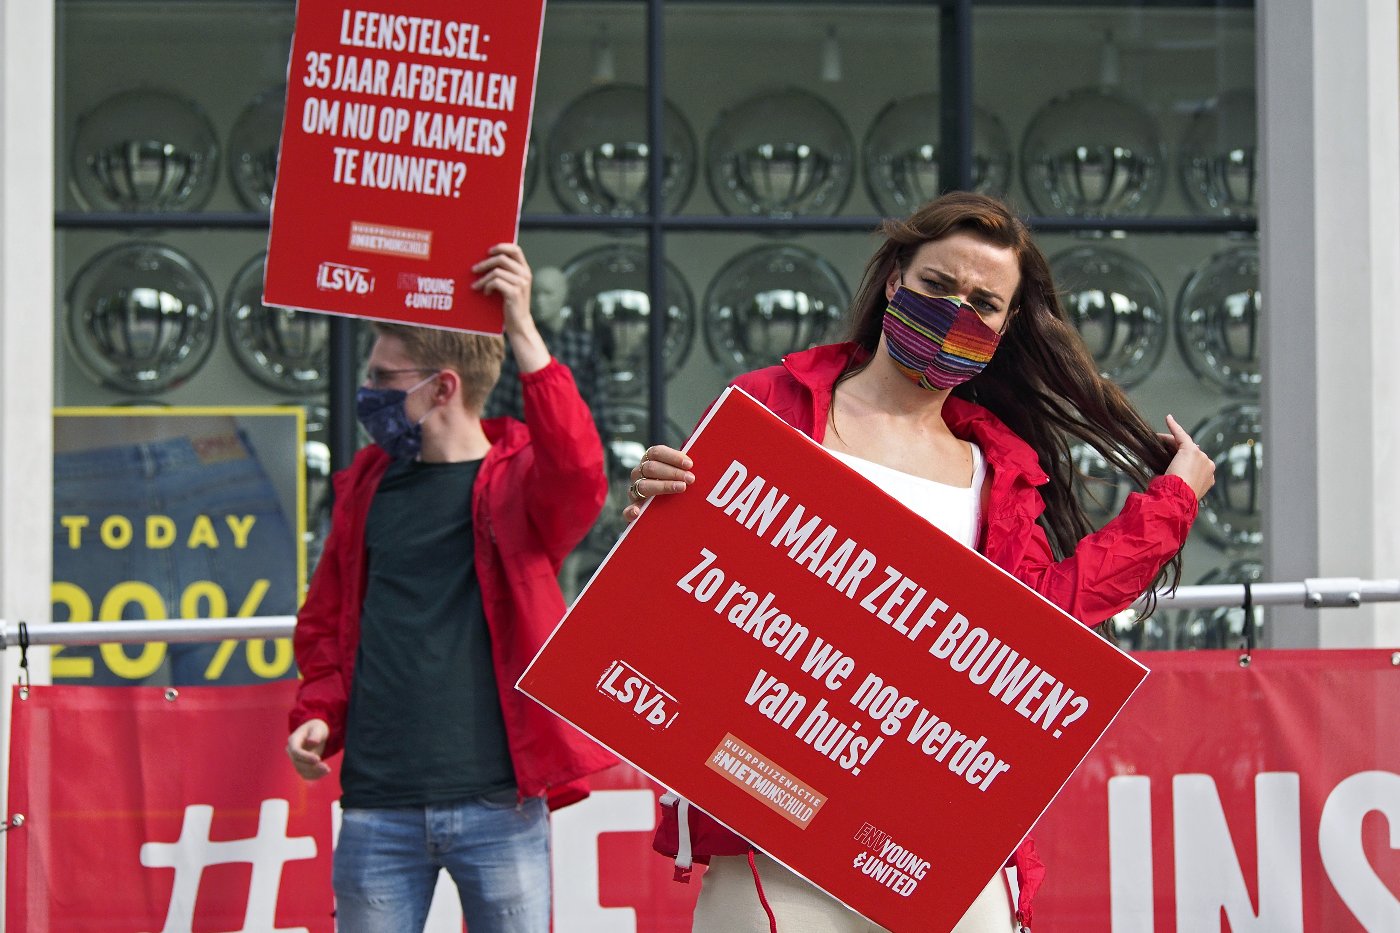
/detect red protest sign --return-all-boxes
[520,388,1150,932]
[263,1,545,333]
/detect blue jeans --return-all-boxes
[333,797,551,933]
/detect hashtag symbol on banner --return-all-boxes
[139,798,317,933]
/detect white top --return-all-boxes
[828,443,985,548]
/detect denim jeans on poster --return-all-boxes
[333,796,551,933]
[52,430,297,686]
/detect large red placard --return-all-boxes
[519,388,1149,931]
[263,1,545,333]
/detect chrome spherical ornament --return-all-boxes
[70,89,220,212]
[1020,87,1165,218]
[302,403,333,574]
[703,245,850,377]
[1176,245,1261,396]
[561,245,696,397]
[1169,559,1265,650]
[547,84,697,216]
[706,88,855,217]
[65,242,219,394]
[588,403,689,548]
[227,85,285,212]
[1051,246,1169,388]
[1069,442,1131,523]
[1178,89,1258,219]
[1193,403,1263,553]
[225,253,330,394]
[862,94,1012,215]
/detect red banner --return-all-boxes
[6,682,340,932]
[519,389,1148,931]
[1033,649,1400,932]
[264,1,546,332]
[7,655,1398,930]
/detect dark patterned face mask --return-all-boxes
[355,374,436,460]
[881,285,1002,390]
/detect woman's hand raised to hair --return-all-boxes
[1161,414,1215,501]
[622,445,695,523]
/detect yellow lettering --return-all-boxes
[100,516,133,549]
[247,638,294,678]
[236,579,270,617]
[97,582,167,678]
[60,516,90,549]
[186,515,219,549]
[146,515,176,549]
[50,581,96,678]
[225,514,257,549]
[180,581,234,680]
[205,640,239,680]
[181,580,227,619]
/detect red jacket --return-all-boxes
[654,344,1198,926]
[290,359,617,808]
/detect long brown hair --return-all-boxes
[842,192,1182,625]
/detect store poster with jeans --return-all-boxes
[52,408,304,686]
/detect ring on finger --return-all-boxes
[629,479,650,501]
[640,447,652,465]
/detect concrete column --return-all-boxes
[1261,0,1400,647]
[0,0,55,922]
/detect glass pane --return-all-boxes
[57,0,295,214]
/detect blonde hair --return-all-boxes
[371,322,505,412]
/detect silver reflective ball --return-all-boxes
[65,243,219,394]
[1051,246,1168,388]
[1178,89,1258,219]
[589,403,687,548]
[862,94,1012,215]
[561,245,695,397]
[302,404,333,574]
[706,88,854,217]
[227,85,285,213]
[1166,559,1265,650]
[225,253,330,394]
[703,245,849,377]
[70,89,220,212]
[1176,245,1261,396]
[547,84,696,216]
[1193,403,1263,553]
[1069,441,1131,522]
[1020,87,1165,217]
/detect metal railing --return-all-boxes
[2,577,1398,649]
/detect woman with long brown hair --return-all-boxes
[625,192,1214,932]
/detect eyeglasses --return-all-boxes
[362,367,436,388]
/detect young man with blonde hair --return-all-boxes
[286,243,614,932]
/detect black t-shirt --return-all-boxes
[340,457,516,808]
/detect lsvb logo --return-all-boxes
[316,261,374,294]
[597,660,679,730]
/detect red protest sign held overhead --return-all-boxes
[263,1,545,333]
[520,388,1150,933]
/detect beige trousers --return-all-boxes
[692,852,1016,933]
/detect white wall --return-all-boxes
[0,0,55,924]
[1261,0,1400,647]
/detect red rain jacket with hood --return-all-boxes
[290,359,617,809]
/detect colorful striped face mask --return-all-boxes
[881,285,1003,390]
